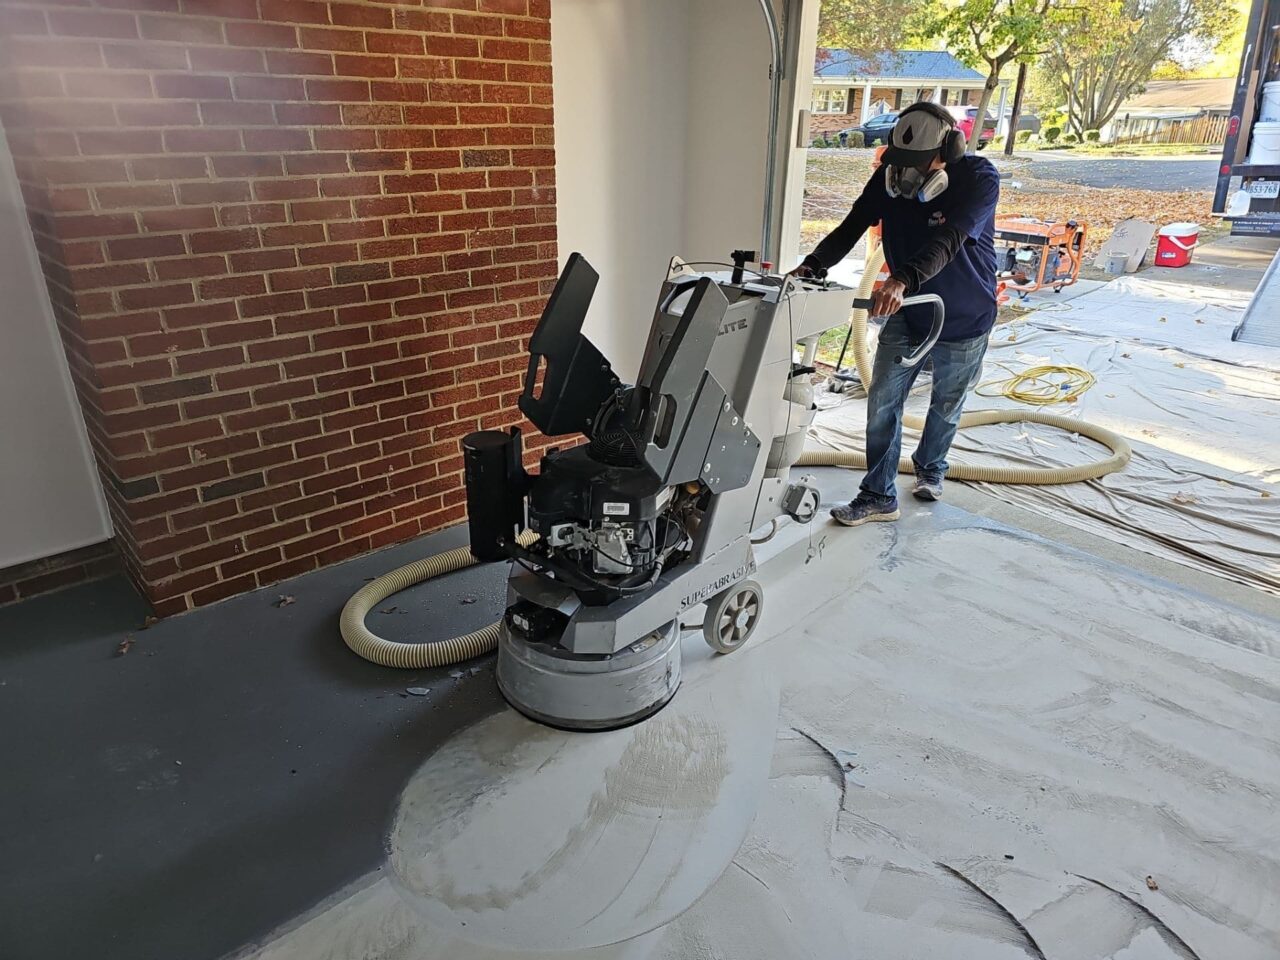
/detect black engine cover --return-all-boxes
[529,446,666,529]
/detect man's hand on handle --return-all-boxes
[870,278,906,318]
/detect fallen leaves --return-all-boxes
[801,152,1217,253]
[273,595,296,608]
[1171,493,1198,505]
[116,636,135,657]
[1145,875,1160,891]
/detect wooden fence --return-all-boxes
[1111,113,1230,146]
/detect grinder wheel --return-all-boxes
[703,580,763,655]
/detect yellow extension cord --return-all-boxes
[976,362,1096,406]
[341,244,1131,668]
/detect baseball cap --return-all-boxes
[882,102,953,167]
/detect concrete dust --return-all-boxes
[233,508,1280,960]
[386,645,779,952]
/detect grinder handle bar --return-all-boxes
[851,293,945,367]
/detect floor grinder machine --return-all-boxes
[459,251,943,730]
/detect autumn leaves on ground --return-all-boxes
[800,151,1217,255]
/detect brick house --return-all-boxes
[809,49,1008,137]
[0,0,794,617]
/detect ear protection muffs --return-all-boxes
[941,126,966,163]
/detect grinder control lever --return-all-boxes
[851,293,945,367]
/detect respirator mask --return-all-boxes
[885,164,950,203]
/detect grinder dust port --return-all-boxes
[462,428,527,562]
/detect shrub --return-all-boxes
[991,135,1006,150]
[1062,131,1080,144]
[1084,129,1101,142]
[843,130,865,149]
[1015,129,1033,144]
[811,136,829,148]
[1043,125,1062,143]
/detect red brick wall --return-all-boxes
[0,0,557,615]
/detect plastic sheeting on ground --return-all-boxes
[810,274,1280,596]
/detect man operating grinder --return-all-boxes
[793,101,1000,526]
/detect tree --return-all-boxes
[1003,61,1029,156]
[817,0,931,73]
[920,0,1056,152]
[1040,0,1236,136]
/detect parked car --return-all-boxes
[945,105,997,148]
[1012,112,1041,134]
[849,112,901,146]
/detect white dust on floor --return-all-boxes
[235,510,1280,960]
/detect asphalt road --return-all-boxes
[1008,153,1219,192]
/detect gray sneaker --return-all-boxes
[912,473,943,502]
[830,493,901,527]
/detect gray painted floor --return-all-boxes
[0,523,512,960]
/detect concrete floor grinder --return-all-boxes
[458,251,942,730]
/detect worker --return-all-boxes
[791,101,1000,526]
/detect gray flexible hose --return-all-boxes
[341,247,1129,669]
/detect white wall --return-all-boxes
[680,0,771,266]
[551,0,692,380]
[551,0,787,378]
[0,120,113,568]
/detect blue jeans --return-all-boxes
[861,316,989,500]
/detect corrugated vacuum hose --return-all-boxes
[341,248,1130,669]
[339,531,538,669]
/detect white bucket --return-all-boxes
[1248,120,1280,165]
[1262,81,1280,122]
[1102,253,1128,275]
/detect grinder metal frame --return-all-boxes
[470,254,943,729]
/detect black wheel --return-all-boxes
[703,580,763,655]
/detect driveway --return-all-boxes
[1009,152,1219,192]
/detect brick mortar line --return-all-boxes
[3,9,550,36]
[102,341,538,459]
[143,460,483,577]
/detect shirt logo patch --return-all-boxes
[928,211,947,227]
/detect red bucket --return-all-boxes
[1155,222,1199,268]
